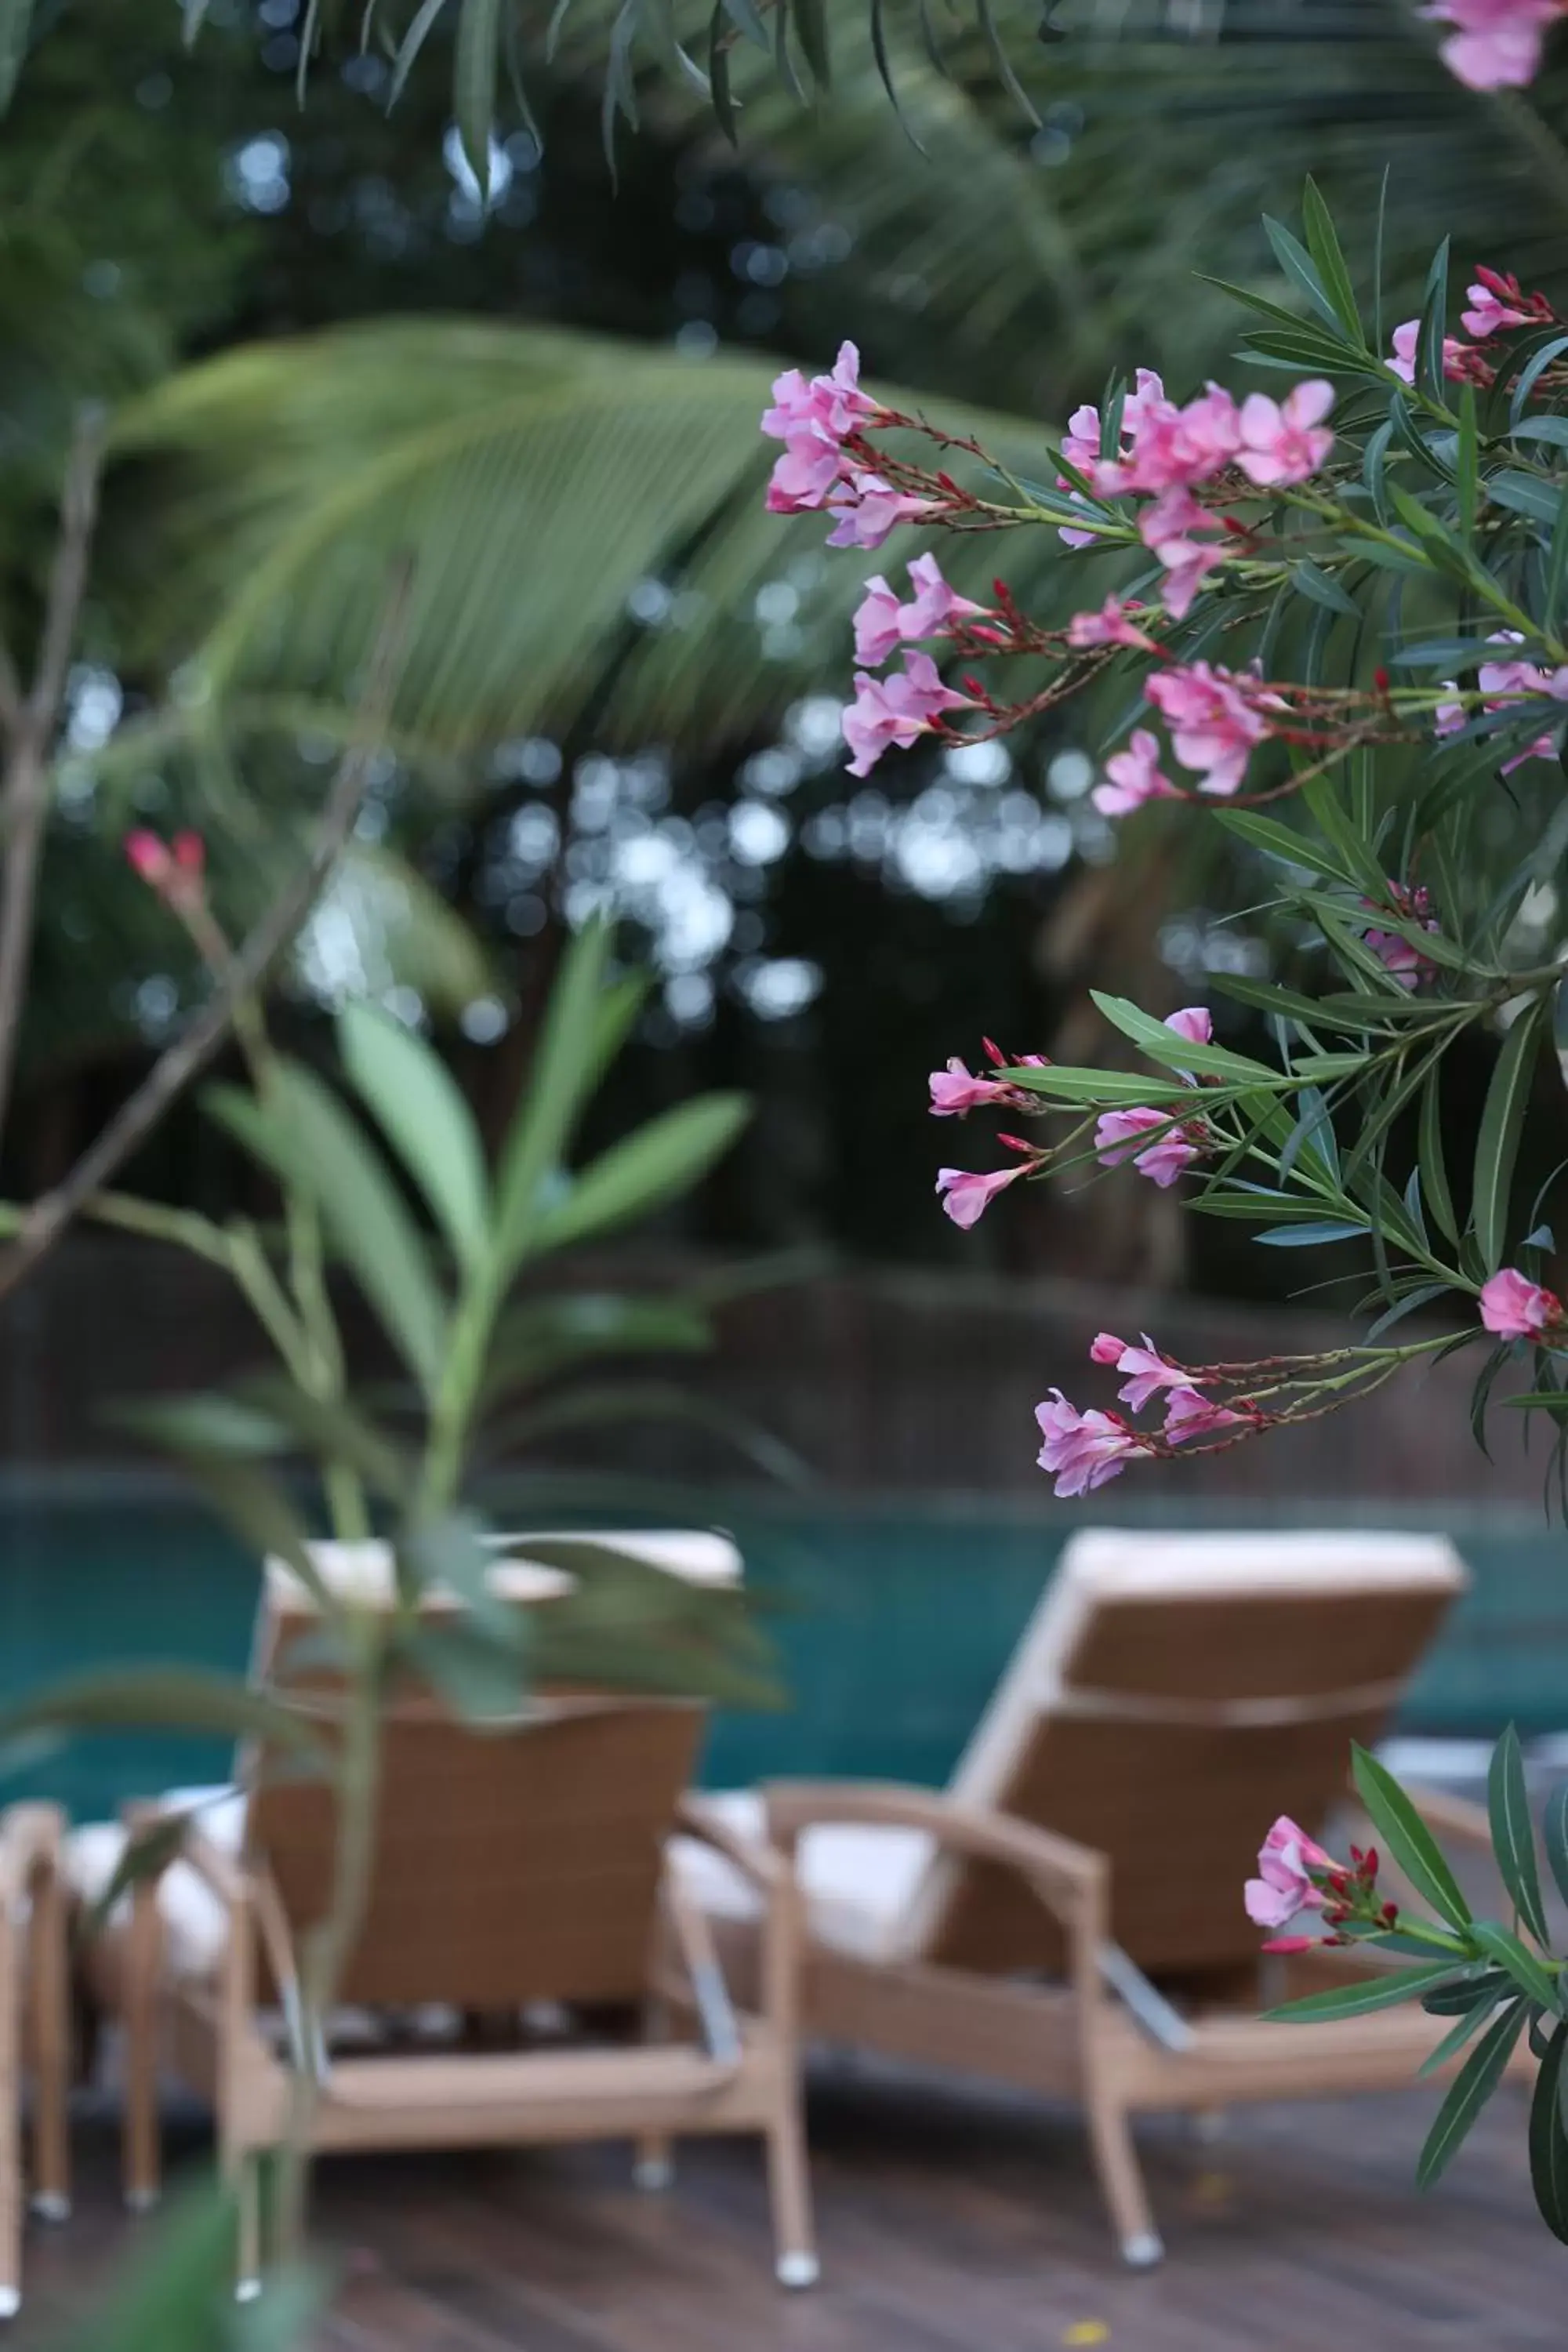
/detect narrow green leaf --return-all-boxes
[208,1067,449,1396]
[1352,1743,1473,1929]
[1456,383,1479,544]
[1419,1066,1459,1246]
[975,0,1039,126]
[1088,991,1283,1083]
[1512,335,1568,426]
[1262,211,1344,337]
[1416,1998,1526,2188]
[387,0,452,107]
[1489,1725,1550,1947]
[709,0,739,141]
[1531,2022,1568,2242]
[532,1093,750,1253]
[454,0,501,194]
[339,1003,490,1273]
[1544,1781,1568,1909]
[1300,776,1389,896]
[793,0,829,85]
[1418,1992,1508,2078]
[1489,470,1561,529]
[1290,557,1361,620]
[1474,1000,1545,1272]
[1266,1960,1471,2024]
[493,915,615,1273]
[0,1668,328,1762]
[1472,1918,1559,2015]
[1300,176,1363,344]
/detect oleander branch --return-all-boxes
[0,565,410,1308]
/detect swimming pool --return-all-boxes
[1,1475,1564,1819]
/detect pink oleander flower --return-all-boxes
[928,1058,1018,1116]
[935,1162,1028,1229]
[760,342,878,444]
[1111,1336,1193,1413]
[1164,1006,1214,1047]
[765,435,848,516]
[1090,1330,1127,1365]
[1093,728,1178,818]
[1479,1267,1564,1340]
[842,652,975,777]
[1163,1386,1250,1445]
[1461,266,1552,337]
[1094,1106,1200,1189]
[1067,595,1160,653]
[1424,0,1563,90]
[1385,319,1486,387]
[1145,659,1274,797]
[1058,371,1173,543]
[1235,381,1335,488]
[1244,1816,1338,1933]
[853,575,906,667]
[1466,630,1568,770]
[1364,881,1441,992]
[1138,485,1229,621]
[901,550,988,639]
[855,558,986,666]
[826,473,935,551]
[1034,1391,1149,1498]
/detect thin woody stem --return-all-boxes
[0,564,410,1308]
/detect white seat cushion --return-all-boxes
[670,1790,935,1965]
[66,1785,244,1984]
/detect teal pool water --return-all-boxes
[2,1479,1566,1820]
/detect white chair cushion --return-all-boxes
[670,1789,935,1965]
[66,1785,244,1984]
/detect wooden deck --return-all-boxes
[9,2055,1562,2350]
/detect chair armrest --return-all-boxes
[675,1795,789,1896]
[760,1780,1105,1923]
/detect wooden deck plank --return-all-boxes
[9,2059,1562,2349]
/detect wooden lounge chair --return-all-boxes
[676,1527,1487,2267]
[0,1804,71,2318]
[82,1531,817,2293]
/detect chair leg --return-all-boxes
[764,2089,818,2290]
[633,1996,673,2190]
[122,1880,162,2216]
[1083,2083,1163,2268]
[0,1919,21,2321]
[232,2151,262,2303]
[28,1861,70,2223]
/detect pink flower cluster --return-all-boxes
[1035,1326,1254,1497]
[1145,661,1281,797]
[1093,1007,1214,1189]
[1479,1267,1564,1340]
[762,343,934,550]
[1424,0,1565,90]
[853,555,988,668]
[1058,374,1334,621]
[1437,631,1568,771]
[929,1037,1047,1117]
[844,653,976,779]
[1363,880,1441,991]
[1386,269,1555,390]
